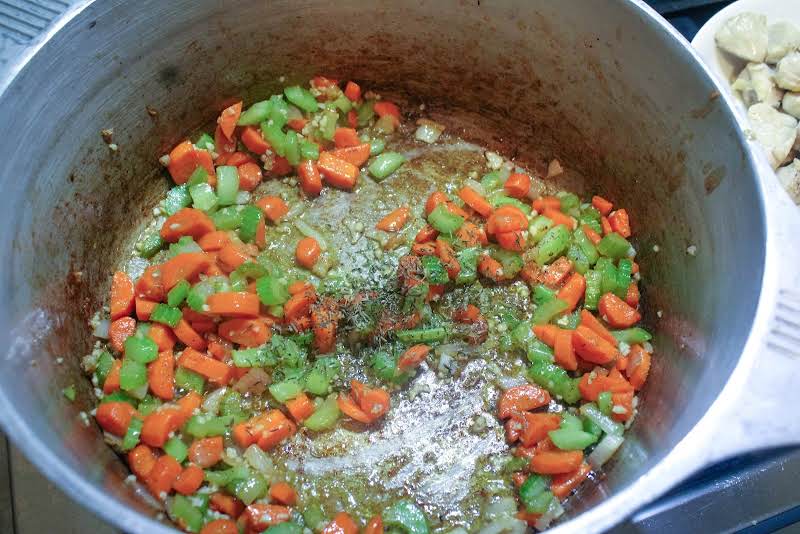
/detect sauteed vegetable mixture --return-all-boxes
[83,77,652,534]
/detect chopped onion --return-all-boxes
[126,256,149,281]
[233,368,270,395]
[285,201,305,221]
[235,191,251,205]
[478,517,527,534]
[484,496,517,520]
[201,387,228,414]
[588,434,624,468]
[534,498,565,530]
[464,178,485,196]
[414,119,445,144]
[293,220,328,251]
[547,158,564,177]
[92,319,110,339]
[244,444,275,476]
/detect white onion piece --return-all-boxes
[414,119,445,144]
[484,497,517,520]
[244,444,275,476]
[235,191,251,205]
[92,319,110,339]
[464,178,485,196]
[293,220,328,251]
[534,498,565,531]
[588,434,624,468]
[201,387,228,414]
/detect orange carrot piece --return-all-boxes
[135,266,166,302]
[241,126,269,154]
[217,243,250,273]
[173,465,205,495]
[148,350,175,400]
[109,317,136,353]
[530,450,584,475]
[215,125,237,157]
[626,344,651,390]
[532,196,560,212]
[458,186,493,218]
[541,256,573,287]
[337,393,372,423]
[344,81,361,102]
[298,160,323,196]
[486,205,528,235]
[160,252,212,290]
[415,224,439,243]
[173,318,207,351]
[283,289,317,322]
[376,207,410,232]
[244,504,292,531]
[412,242,436,256]
[178,347,233,385]
[609,209,631,237]
[135,298,157,321]
[284,393,315,423]
[323,512,359,534]
[128,444,156,479]
[517,510,542,527]
[177,391,203,423]
[519,412,563,447]
[110,271,135,320]
[456,221,488,247]
[288,281,313,295]
[251,410,297,450]
[598,293,641,328]
[96,401,137,436]
[238,162,263,192]
[496,230,526,251]
[296,237,321,269]
[592,195,613,216]
[435,239,460,279]
[578,309,618,347]
[625,282,640,308]
[397,344,430,372]
[357,384,391,421]
[601,216,613,235]
[160,208,215,243]
[364,515,384,534]
[478,254,504,281]
[206,292,260,318]
[582,224,602,246]
[254,196,289,223]
[374,101,401,124]
[333,127,361,148]
[318,152,358,189]
[287,117,308,132]
[217,101,242,139]
[141,407,184,448]
[329,143,371,167]
[532,324,560,347]
[572,325,619,364]
[224,151,256,167]
[269,482,298,506]
[541,208,576,230]
[425,191,448,215]
[311,301,338,354]
[551,463,592,499]
[453,304,481,323]
[554,328,578,371]
[611,390,635,422]
[200,519,239,534]
[209,493,245,518]
[578,368,634,401]
[219,318,271,348]
[497,384,551,419]
[557,273,586,312]
[198,230,230,252]
[504,173,531,199]
[103,359,122,394]
[146,454,182,498]
[167,141,215,185]
[188,436,223,468]
[232,422,256,449]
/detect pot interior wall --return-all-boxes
[0,0,764,529]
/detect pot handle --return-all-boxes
[699,148,800,465]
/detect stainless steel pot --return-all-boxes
[0,0,798,532]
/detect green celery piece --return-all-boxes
[595,258,619,295]
[583,218,603,235]
[119,359,147,391]
[234,261,268,280]
[529,215,554,244]
[150,303,182,328]
[94,350,115,386]
[511,320,534,348]
[319,109,339,140]
[560,412,583,431]
[216,166,240,206]
[525,491,556,515]
[189,182,218,212]
[402,281,429,314]
[615,259,633,298]
[163,436,188,462]
[186,279,215,312]
[357,100,375,126]
[167,280,190,307]
[332,94,352,113]
[549,428,598,450]
[421,255,449,285]
[567,243,591,275]
[269,380,303,403]
[536,225,570,265]
[427,204,464,234]
[175,366,205,393]
[383,500,429,534]
[369,138,385,156]
[124,336,158,363]
[488,192,532,214]
[304,366,330,396]
[137,395,162,416]
[368,152,405,180]
[396,327,447,344]
[195,132,214,151]
[299,140,319,161]
[532,298,568,325]
[220,390,250,423]
[455,247,479,285]
[204,464,250,486]
[573,227,599,265]
[164,185,193,216]
[101,391,137,406]
[238,100,272,125]
[611,327,652,344]
[371,351,408,384]
[184,414,234,438]
[169,494,204,533]
[266,523,303,534]
[580,402,624,435]
[167,236,202,258]
[375,114,396,133]
[556,191,580,214]
[597,233,632,259]
[228,473,268,505]
[597,391,613,415]
[137,232,164,259]
[481,171,505,192]
[121,417,143,451]
[584,416,603,437]
[261,119,287,156]
[284,85,319,113]
[238,205,263,243]
[491,248,523,278]
[529,362,581,404]
[303,396,340,431]
[284,130,300,166]
[186,166,209,187]
[527,339,554,364]
[62,385,76,401]
[584,270,602,310]
[560,310,581,330]
[519,474,550,511]
[533,284,556,305]
[256,275,290,306]
[232,347,272,368]
[211,206,243,230]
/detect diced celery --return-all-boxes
[216,166,240,207]
[368,152,405,180]
[303,396,340,431]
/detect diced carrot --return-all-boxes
[311,300,338,354]
[167,141,215,185]
[346,110,358,128]
[532,196,560,212]
[109,317,136,353]
[135,298,157,321]
[609,209,631,237]
[517,510,542,527]
[582,224,602,245]
[296,237,321,269]
[214,125,236,156]
[557,273,586,312]
[578,309,618,347]
[219,318,271,348]
[626,344,651,390]
[283,288,317,322]
[598,293,641,328]
[496,230,526,251]
[631,261,639,274]
[96,401,137,436]
[338,392,372,424]
[232,422,256,448]
[626,282,640,308]
[376,207,410,232]
[329,143,371,167]
[176,391,203,423]
[415,224,439,243]
[269,155,293,176]
[601,216,613,235]
[288,159,321,198]
[217,101,242,139]
[374,101,401,125]
[532,324,560,347]
[238,162,263,192]
[412,242,436,256]
[497,384,551,419]
[355,382,390,421]
[173,465,205,495]
[435,239,460,279]
[244,504,292,531]
[206,292,260,318]
[486,205,528,235]
[344,81,361,102]
[572,325,619,364]
[311,76,338,89]
[288,281,313,295]
[269,482,298,506]
[616,355,629,372]
[224,152,256,167]
[318,152,358,189]
[178,347,233,385]
[160,208,215,243]
[578,368,634,402]
[253,196,288,224]
[209,493,245,518]
[551,463,592,499]
[323,512,359,534]
[250,410,296,450]
[554,328,578,371]
[453,304,481,323]
[530,450,584,474]
[286,392,316,422]
[458,186,493,218]
[200,519,239,534]
[148,350,175,400]
[541,257,573,287]
[141,407,183,448]
[146,454,182,498]
[456,221,488,247]
[102,359,122,394]
[592,195,613,216]
[217,243,251,273]
[519,412,562,447]
[541,208,576,230]
[188,436,223,468]
[241,126,269,154]
[364,515,383,534]
[611,391,634,422]
[333,127,361,148]
[173,318,207,351]
[128,444,156,479]
[160,252,211,289]
[110,271,135,320]
[135,266,166,302]
[198,231,230,252]
[504,173,531,199]
[425,192,448,215]
[478,254,504,281]
[397,344,430,372]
